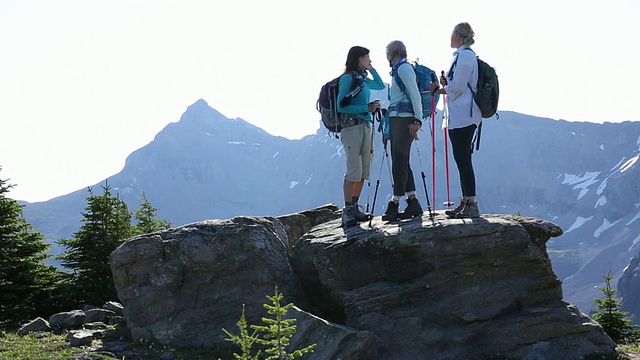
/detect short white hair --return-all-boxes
[386,40,407,62]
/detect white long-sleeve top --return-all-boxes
[444,46,482,130]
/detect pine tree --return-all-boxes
[56,182,134,305]
[223,304,261,360]
[592,269,639,344]
[134,191,171,235]
[251,286,316,360]
[0,170,67,328]
[224,287,317,360]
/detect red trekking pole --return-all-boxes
[443,96,453,207]
[431,92,436,211]
[441,71,453,208]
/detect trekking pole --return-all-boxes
[430,94,436,211]
[442,92,453,207]
[384,141,393,190]
[413,137,434,221]
[365,107,379,213]
[369,135,386,228]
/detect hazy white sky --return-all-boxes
[1,0,638,203]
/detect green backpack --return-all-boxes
[467,49,499,118]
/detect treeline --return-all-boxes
[0,167,170,329]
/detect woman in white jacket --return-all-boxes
[430,22,482,218]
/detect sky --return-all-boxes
[1,0,638,203]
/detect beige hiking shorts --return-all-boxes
[340,121,373,182]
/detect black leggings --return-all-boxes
[389,117,417,197]
[448,124,477,197]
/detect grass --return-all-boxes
[3,328,640,360]
[0,331,111,360]
[621,343,640,351]
[0,329,236,360]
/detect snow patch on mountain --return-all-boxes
[290,181,299,189]
[596,178,608,196]
[595,196,607,208]
[620,155,638,172]
[628,211,640,226]
[228,141,245,145]
[600,144,604,150]
[565,216,594,233]
[305,176,312,186]
[629,233,640,252]
[593,218,621,237]
[562,172,600,200]
[610,158,626,172]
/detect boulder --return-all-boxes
[17,317,51,335]
[291,213,614,359]
[85,308,116,324]
[67,329,94,347]
[49,310,86,333]
[110,206,617,359]
[110,213,309,346]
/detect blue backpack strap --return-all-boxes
[391,59,409,92]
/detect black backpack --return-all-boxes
[316,72,363,137]
[469,52,499,119]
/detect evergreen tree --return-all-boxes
[223,287,316,360]
[592,269,639,344]
[0,170,67,328]
[57,182,134,305]
[223,304,261,360]
[252,287,316,360]
[134,191,171,235]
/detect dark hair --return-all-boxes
[344,46,369,73]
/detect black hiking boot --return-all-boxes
[352,204,372,222]
[342,205,358,227]
[445,198,466,218]
[454,201,480,219]
[398,197,423,220]
[381,201,399,222]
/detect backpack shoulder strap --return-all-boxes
[448,48,476,79]
[393,61,413,92]
[339,71,364,107]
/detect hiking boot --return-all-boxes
[398,197,423,220]
[352,204,372,222]
[454,201,480,219]
[342,205,358,227]
[445,199,466,218]
[381,201,399,222]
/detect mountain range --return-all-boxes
[19,99,640,317]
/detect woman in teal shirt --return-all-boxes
[336,46,384,227]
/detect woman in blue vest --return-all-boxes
[430,22,482,218]
[381,40,425,222]
[337,46,384,227]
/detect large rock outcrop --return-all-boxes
[110,204,616,359]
